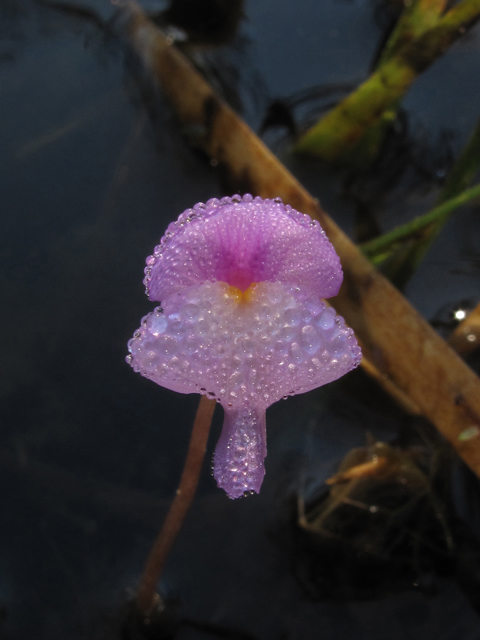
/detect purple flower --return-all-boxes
[127,195,361,499]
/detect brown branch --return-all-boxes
[122,3,480,480]
[136,395,216,615]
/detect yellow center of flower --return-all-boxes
[225,283,258,304]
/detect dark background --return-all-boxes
[1,0,480,638]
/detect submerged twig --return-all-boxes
[295,0,480,162]
[352,0,448,165]
[136,395,216,615]
[377,0,448,68]
[123,2,480,479]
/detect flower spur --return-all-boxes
[127,195,361,499]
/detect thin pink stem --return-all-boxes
[136,395,216,615]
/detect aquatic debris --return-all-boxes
[294,436,463,600]
[127,195,361,498]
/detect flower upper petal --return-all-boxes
[144,194,343,302]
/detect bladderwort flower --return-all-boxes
[127,195,361,499]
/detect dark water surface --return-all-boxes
[1,1,480,638]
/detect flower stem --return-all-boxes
[136,395,216,615]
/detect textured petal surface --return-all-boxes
[128,196,361,499]
[127,281,361,407]
[144,194,343,302]
[213,406,267,499]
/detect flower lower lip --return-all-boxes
[127,278,361,497]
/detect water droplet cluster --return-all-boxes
[213,406,267,499]
[128,195,361,498]
[127,280,361,408]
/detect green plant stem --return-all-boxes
[296,0,480,162]
[350,0,448,165]
[360,182,480,258]
[377,0,448,67]
[136,395,216,616]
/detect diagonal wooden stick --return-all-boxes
[122,2,480,477]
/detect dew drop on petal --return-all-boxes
[300,325,319,353]
[127,197,362,499]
